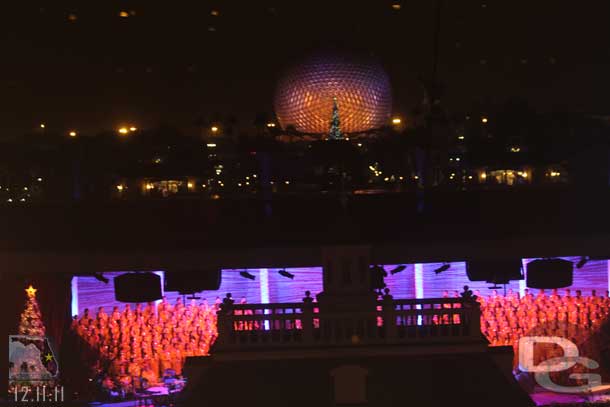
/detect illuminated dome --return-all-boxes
[274,53,392,134]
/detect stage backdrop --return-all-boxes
[73,257,610,316]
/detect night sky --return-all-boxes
[2,1,610,135]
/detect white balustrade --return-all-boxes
[215,297,481,350]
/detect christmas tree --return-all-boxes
[328,96,343,140]
[19,285,46,337]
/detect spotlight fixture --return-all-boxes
[434,263,451,274]
[389,265,407,275]
[278,269,295,279]
[93,272,109,284]
[239,271,256,280]
[576,256,589,269]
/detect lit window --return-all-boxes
[119,11,129,18]
[391,3,401,10]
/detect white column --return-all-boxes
[520,259,529,297]
[154,271,164,315]
[414,264,424,325]
[259,268,270,330]
[607,260,610,294]
[71,276,79,317]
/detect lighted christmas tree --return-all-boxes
[328,96,343,140]
[18,285,46,337]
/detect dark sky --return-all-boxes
[2,1,610,135]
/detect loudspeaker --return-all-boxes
[466,259,523,284]
[526,259,573,288]
[114,272,162,302]
[165,270,221,294]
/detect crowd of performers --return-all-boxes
[478,288,610,346]
[73,288,610,395]
[72,297,219,396]
[478,288,610,385]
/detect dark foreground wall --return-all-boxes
[182,351,533,407]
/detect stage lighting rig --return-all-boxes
[239,271,256,280]
[93,272,109,284]
[434,263,451,274]
[389,265,407,275]
[576,256,589,269]
[278,269,295,279]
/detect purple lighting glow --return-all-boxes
[72,258,610,316]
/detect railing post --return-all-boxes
[464,299,481,338]
[302,291,314,344]
[382,289,396,341]
[217,293,235,347]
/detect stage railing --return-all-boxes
[215,295,482,350]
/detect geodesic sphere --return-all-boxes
[274,53,392,134]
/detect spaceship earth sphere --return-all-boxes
[274,53,392,134]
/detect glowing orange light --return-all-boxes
[129,126,137,131]
[40,123,45,129]
[67,13,78,22]
[118,127,129,134]
[25,285,37,297]
[69,131,77,137]
[274,54,391,134]
[119,11,129,18]
[211,126,219,133]
[211,10,220,16]
[392,117,402,125]
[392,3,402,10]
[481,117,488,123]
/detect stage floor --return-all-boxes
[530,389,610,406]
